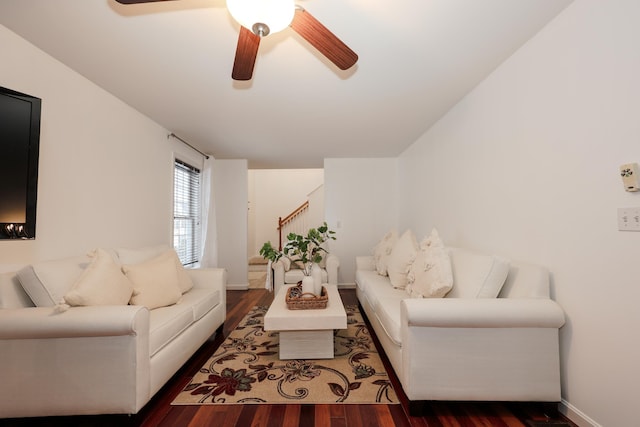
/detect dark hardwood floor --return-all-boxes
[0,289,576,427]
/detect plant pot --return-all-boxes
[311,263,323,295]
[301,276,315,297]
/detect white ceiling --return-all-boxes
[0,0,572,168]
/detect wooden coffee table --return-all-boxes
[264,284,347,359]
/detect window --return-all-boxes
[173,159,201,266]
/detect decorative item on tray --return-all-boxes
[286,284,328,310]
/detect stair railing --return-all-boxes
[278,201,309,250]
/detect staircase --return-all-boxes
[278,201,309,250]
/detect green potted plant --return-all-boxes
[260,222,336,294]
[260,222,336,275]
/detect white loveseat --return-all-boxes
[356,246,565,414]
[271,253,339,295]
[0,246,226,419]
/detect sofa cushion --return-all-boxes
[498,261,550,299]
[64,248,134,307]
[179,287,221,321]
[149,302,194,356]
[355,270,390,293]
[123,252,183,309]
[372,289,404,346]
[17,255,91,307]
[446,248,510,298]
[148,285,221,356]
[356,270,405,346]
[387,230,418,290]
[406,229,453,298]
[372,229,397,276]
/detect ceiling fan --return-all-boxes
[115,0,358,81]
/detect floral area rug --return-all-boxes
[172,305,399,405]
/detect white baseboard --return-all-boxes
[226,283,249,291]
[559,399,601,427]
[337,282,356,289]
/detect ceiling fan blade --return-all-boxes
[115,0,176,3]
[232,26,261,81]
[290,7,358,71]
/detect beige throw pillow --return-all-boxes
[406,229,453,298]
[123,252,183,309]
[372,229,398,276]
[64,248,133,307]
[117,246,194,294]
[164,250,194,294]
[386,229,418,289]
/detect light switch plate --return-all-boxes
[618,207,640,231]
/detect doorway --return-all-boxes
[247,168,324,288]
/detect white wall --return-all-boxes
[0,24,197,272]
[306,184,325,230]
[324,158,398,285]
[247,169,324,256]
[215,159,248,288]
[397,1,640,425]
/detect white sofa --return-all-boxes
[0,246,226,419]
[271,253,339,295]
[355,247,565,414]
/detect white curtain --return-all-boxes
[200,156,218,268]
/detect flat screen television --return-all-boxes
[0,86,41,239]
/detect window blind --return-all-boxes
[173,159,201,266]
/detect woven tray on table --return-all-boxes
[285,284,328,310]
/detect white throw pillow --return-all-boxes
[372,229,398,276]
[316,254,328,269]
[123,252,183,309]
[281,256,292,271]
[446,248,511,298]
[386,229,418,289]
[63,248,133,307]
[406,229,453,298]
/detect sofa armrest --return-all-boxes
[401,298,565,329]
[325,254,339,284]
[0,305,149,339]
[399,298,565,402]
[0,305,152,417]
[187,267,227,308]
[356,256,375,272]
[271,260,286,293]
[272,259,285,273]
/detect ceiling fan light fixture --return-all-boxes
[227,0,295,36]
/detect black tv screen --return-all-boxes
[0,86,41,239]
